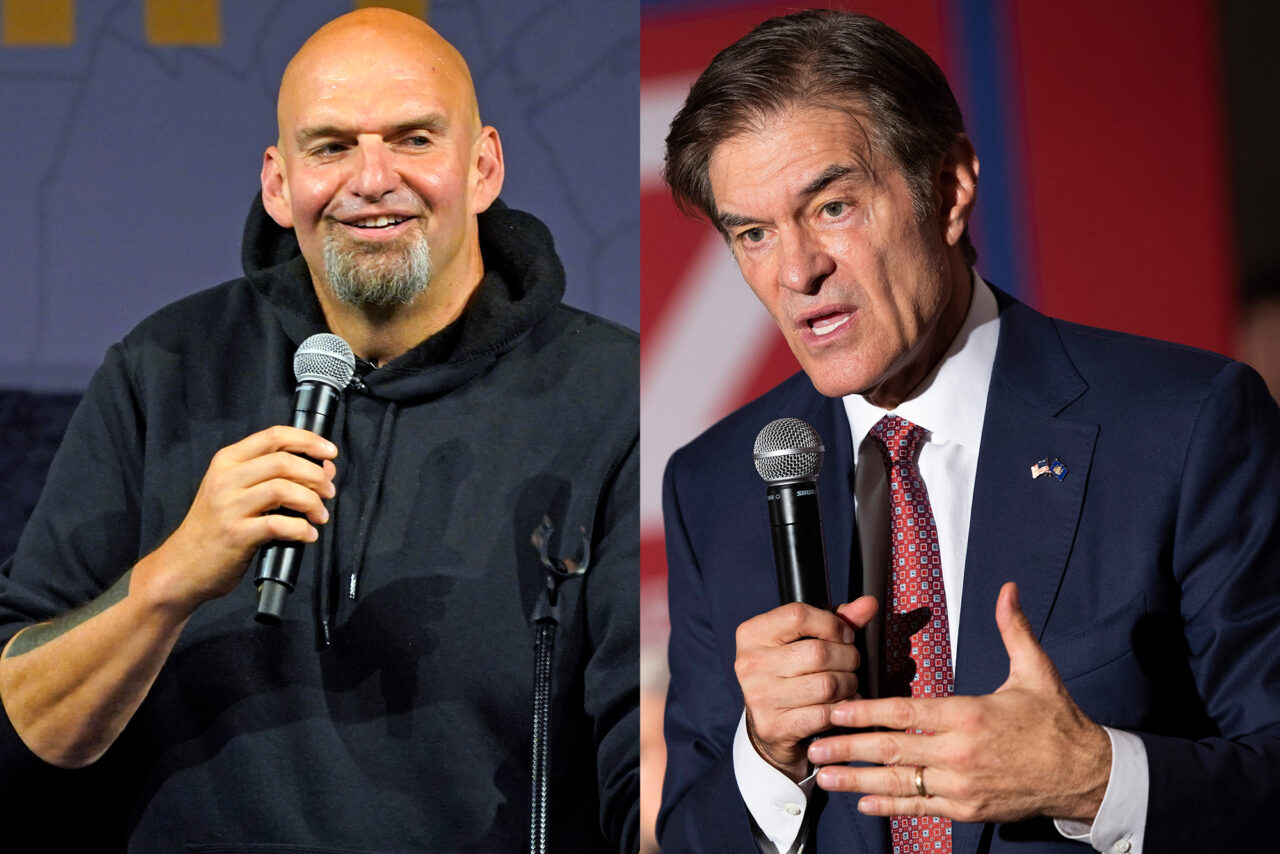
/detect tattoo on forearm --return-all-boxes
[3,570,134,658]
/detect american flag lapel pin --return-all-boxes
[1031,458,1051,478]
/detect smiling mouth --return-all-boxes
[809,311,853,337]
[347,215,411,229]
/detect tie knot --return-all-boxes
[869,414,925,464]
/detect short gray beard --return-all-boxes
[322,229,431,309]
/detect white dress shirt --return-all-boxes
[733,273,1147,854]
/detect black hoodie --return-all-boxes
[0,199,639,853]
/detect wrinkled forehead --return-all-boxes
[707,104,883,209]
[713,100,879,162]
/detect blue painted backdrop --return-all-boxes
[1,0,638,391]
[0,0,637,558]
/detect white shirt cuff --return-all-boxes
[732,710,815,854]
[1054,727,1148,854]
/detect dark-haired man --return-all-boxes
[0,9,637,852]
[659,9,1280,854]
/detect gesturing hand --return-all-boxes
[140,426,338,615]
[735,596,878,781]
[807,582,1111,823]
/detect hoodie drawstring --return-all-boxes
[316,398,348,647]
[315,391,398,646]
[346,400,398,603]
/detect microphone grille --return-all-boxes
[753,418,824,483]
[293,333,356,390]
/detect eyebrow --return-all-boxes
[717,210,756,232]
[801,163,868,196]
[295,114,448,147]
[716,162,871,233]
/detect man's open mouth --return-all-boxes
[808,311,853,337]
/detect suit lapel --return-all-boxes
[802,390,861,606]
[951,293,1098,854]
[787,305,1100,854]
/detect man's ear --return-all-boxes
[468,126,505,215]
[936,136,978,248]
[260,146,294,228]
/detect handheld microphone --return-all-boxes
[254,333,355,623]
[753,418,831,609]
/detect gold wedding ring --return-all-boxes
[914,765,928,798]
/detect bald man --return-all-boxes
[0,10,638,852]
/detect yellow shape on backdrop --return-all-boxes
[144,0,221,46]
[353,0,428,20]
[2,0,74,46]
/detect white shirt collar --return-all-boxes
[842,269,1000,450]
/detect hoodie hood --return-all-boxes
[239,192,565,403]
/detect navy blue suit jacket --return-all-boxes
[658,290,1280,852]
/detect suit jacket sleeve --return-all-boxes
[1138,360,1280,849]
[656,445,764,852]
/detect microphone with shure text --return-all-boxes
[254,333,355,624]
[753,418,832,609]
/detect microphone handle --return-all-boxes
[254,381,342,623]
[768,479,847,746]
[766,480,831,609]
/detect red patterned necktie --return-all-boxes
[869,415,954,854]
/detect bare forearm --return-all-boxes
[0,555,193,768]
[0,426,338,768]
